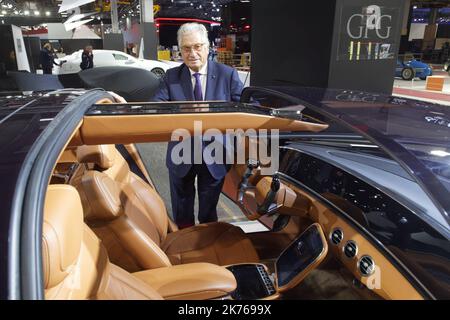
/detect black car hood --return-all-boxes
[6,66,160,102]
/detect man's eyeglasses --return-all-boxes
[181,43,206,53]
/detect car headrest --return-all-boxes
[80,170,124,221]
[77,145,117,169]
[42,185,84,289]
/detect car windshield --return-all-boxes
[247,86,450,229]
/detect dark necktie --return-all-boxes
[193,72,203,101]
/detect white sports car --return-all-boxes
[55,49,178,77]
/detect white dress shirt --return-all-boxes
[189,62,208,100]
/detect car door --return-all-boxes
[111,52,135,67]
[93,51,115,67]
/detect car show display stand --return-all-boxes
[251,0,406,94]
[425,76,445,91]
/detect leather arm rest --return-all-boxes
[132,263,237,300]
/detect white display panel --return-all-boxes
[409,23,427,41]
[11,25,30,72]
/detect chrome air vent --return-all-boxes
[343,240,358,258]
[330,228,343,245]
[358,255,375,276]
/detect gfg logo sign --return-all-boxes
[346,5,392,39]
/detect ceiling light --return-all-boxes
[46,11,51,16]
[14,10,18,14]
[34,11,40,16]
[24,10,30,15]
[430,150,450,157]
[1,10,6,15]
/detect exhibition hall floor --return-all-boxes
[392,68,450,105]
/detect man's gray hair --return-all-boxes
[177,23,210,49]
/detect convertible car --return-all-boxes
[0,85,449,300]
[395,59,433,80]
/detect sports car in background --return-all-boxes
[55,49,177,77]
[0,81,449,300]
[395,59,433,80]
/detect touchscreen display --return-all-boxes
[276,225,324,288]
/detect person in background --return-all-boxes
[152,22,244,229]
[6,50,16,71]
[80,45,94,70]
[131,44,138,57]
[126,42,131,55]
[39,43,60,74]
[56,46,65,59]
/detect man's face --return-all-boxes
[180,32,208,72]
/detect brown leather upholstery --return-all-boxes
[162,222,259,266]
[43,185,163,300]
[77,144,117,169]
[133,263,237,300]
[76,145,259,272]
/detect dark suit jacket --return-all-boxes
[39,49,57,69]
[80,52,94,70]
[152,61,244,179]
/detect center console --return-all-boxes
[226,223,328,299]
[226,264,276,299]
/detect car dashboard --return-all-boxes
[264,141,450,299]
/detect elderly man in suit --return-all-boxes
[153,22,244,229]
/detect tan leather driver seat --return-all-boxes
[76,145,259,272]
[43,184,163,299]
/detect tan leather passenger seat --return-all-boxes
[43,184,163,299]
[75,145,259,272]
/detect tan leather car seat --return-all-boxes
[43,184,163,300]
[76,145,259,272]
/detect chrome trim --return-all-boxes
[274,223,327,291]
[343,240,358,259]
[358,255,375,276]
[329,228,344,245]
